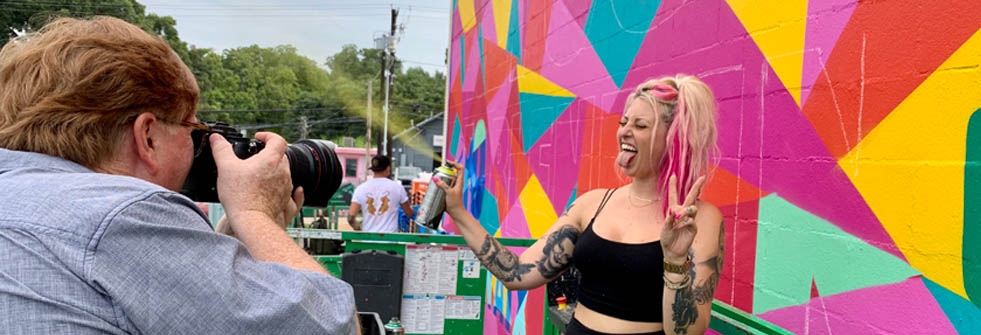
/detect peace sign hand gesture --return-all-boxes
[661,174,707,264]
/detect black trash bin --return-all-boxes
[342,249,405,325]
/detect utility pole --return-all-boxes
[299,116,309,139]
[382,7,398,157]
[365,79,372,176]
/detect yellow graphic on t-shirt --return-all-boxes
[364,191,391,217]
[365,198,376,215]
[379,196,390,213]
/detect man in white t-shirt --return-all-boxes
[349,156,414,232]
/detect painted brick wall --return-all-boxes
[445,0,981,333]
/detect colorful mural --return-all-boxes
[445,0,981,333]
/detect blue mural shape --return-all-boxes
[583,0,661,87]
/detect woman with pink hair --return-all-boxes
[436,74,724,335]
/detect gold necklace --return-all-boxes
[628,191,659,207]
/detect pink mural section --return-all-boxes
[759,277,957,334]
[447,0,981,333]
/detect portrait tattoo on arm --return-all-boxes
[671,222,725,334]
[476,235,534,282]
[534,225,580,279]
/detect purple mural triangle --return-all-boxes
[487,70,516,197]
[562,0,591,30]
[801,0,858,105]
[501,201,531,238]
[525,98,587,216]
[617,0,902,259]
[463,29,482,93]
[478,0,497,45]
[540,0,619,113]
[450,8,464,89]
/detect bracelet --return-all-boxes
[663,256,693,275]
[663,273,691,290]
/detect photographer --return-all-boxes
[0,17,358,334]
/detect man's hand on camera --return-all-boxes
[210,132,299,229]
[209,133,325,275]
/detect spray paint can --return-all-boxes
[384,317,404,335]
[414,165,456,230]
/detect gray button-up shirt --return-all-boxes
[0,148,357,334]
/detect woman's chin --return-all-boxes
[620,164,654,179]
[619,164,637,177]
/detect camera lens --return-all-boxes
[285,139,342,208]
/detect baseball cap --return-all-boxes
[369,155,391,172]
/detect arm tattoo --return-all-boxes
[534,225,580,279]
[476,235,534,282]
[692,257,721,304]
[671,222,726,334]
[561,203,574,217]
[672,250,699,334]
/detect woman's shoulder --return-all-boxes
[575,188,616,206]
[560,188,615,228]
[694,200,723,227]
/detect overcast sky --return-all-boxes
[142,0,451,75]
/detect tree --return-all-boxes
[394,67,446,116]
[0,0,192,64]
[1,1,445,145]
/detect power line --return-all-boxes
[1,1,448,18]
[198,107,350,113]
[3,1,447,11]
[237,117,364,130]
[400,59,446,67]
[0,8,394,19]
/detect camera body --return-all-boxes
[181,122,342,208]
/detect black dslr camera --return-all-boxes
[181,122,343,208]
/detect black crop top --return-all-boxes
[572,188,665,323]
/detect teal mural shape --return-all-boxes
[753,195,920,314]
[461,34,466,86]
[964,108,981,308]
[518,92,575,154]
[451,116,462,157]
[923,276,981,334]
[506,0,521,63]
[583,0,661,87]
[479,187,501,235]
[564,185,577,213]
[471,119,487,152]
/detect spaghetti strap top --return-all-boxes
[572,188,665,322]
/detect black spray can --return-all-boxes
[414,165,457,230]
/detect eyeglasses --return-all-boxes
[162,118,214,158]
[170,119,212,132]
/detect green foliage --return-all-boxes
[1,0,446,144]
[0,0,191,63]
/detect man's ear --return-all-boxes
[131,112,160,174]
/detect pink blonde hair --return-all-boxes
[624,74,719,216]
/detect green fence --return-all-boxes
[289,229,792,335]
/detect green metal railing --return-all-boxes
[288,228,536,247]
[290,229,792,335]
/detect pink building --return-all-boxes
[334,147,377,186]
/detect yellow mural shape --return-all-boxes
[493,0,512,49]
[516,65,576,97]
[838,30,981,299]
[726,0,807,105]
[519,174,559,238]
[459,0,477,32]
